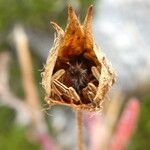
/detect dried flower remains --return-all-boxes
[42,5,117,112]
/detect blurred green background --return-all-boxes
[0,0,150,150]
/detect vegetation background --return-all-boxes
[0,0,150,150]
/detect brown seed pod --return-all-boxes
[42,5,117,112]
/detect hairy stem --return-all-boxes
[76,111,84,150]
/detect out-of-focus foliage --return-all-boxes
[0,0,58,31]
[9,55,24,98]
[0,107,40,150]
[0,49,52,150]
[0,0,94,33]
[127,95,150,150]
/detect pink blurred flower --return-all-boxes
[108,98,140,150]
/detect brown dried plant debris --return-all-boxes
[42,5,117,112]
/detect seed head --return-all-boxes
[42,5,117,112]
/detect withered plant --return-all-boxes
[42,5,116,150]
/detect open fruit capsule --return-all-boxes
[42,5,116,112]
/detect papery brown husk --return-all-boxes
[42,5,117,112]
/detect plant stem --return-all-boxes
[76,110,84,150]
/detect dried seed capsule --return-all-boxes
[42,5,117,112]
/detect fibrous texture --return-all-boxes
[42,5,116,112]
